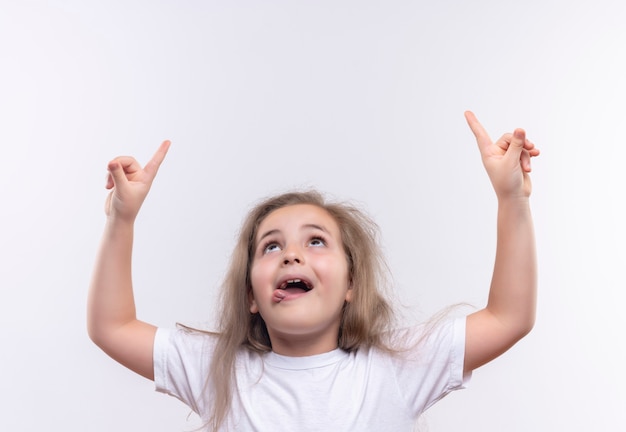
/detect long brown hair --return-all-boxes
[205,190,396,430]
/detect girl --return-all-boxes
[88,111,540,431]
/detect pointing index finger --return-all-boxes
[464,111,492,150]
[144,140,171,177]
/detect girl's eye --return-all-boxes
[262,242,281,254]
[308,237,326,247]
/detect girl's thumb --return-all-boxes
[506,128,526,160]
[107,161,127,189]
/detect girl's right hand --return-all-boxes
[464,112,539,201]
[104,140,171,222]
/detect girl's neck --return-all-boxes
[268,331,340,357]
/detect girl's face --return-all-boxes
[249,204,352,356]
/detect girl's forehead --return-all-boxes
[257,204,340,236]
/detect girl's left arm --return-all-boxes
[463,111,540,374]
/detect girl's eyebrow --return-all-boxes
[257,229,280,244]
[256,224,330,245]
[302,223,329,234]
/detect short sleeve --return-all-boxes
[390,317,471,416]
[153,327,215,416]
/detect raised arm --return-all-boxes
[87,140,171,380]
[463,112,540,374]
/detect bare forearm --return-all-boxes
[487,197,537,336]
[87,218,138,344]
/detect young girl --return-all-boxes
[88,111,540,431]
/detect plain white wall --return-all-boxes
[1,0,624,430]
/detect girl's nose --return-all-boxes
[282,245,303,265]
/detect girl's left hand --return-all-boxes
[465,111,540,200]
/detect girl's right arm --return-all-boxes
[87,141,171,381]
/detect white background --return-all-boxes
[1,1,625,430]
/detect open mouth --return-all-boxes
[278,279,313,295]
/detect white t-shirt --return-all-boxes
[154,317,470,431]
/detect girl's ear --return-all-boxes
[345,283,354,303]
[248,290,259,314]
